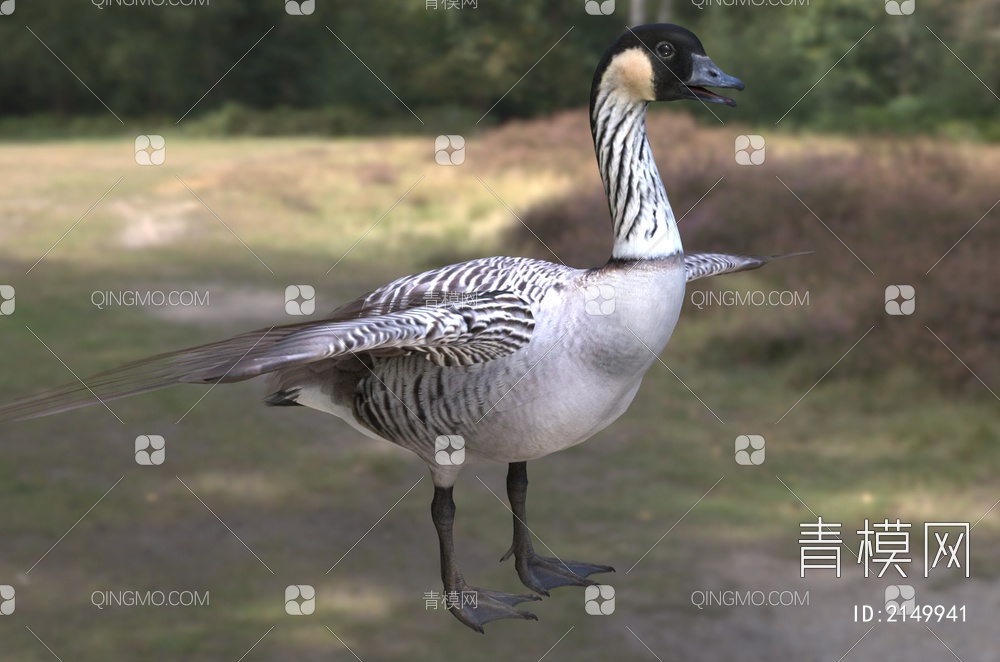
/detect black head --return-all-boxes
[592,24,744,107]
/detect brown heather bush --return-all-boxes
[496,110,1000,393]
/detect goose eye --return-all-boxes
[656,42,675,59]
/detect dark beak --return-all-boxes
[684,54,745,107]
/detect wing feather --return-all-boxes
[685,251,811,282]
[0,292,534,422]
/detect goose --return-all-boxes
[1,24,782,632]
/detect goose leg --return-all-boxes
[431,484,540,632]
[500,461,614,595]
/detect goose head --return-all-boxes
[592,24,744,107]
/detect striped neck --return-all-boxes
[591,89,682,260]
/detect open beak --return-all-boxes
[684,54,745,107]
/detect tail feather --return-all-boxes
[0,325,296,422]
[684,250,813,283]
[0,289,529,422]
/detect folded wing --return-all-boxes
[0,292,533,422]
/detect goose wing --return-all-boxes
[0,291,535,422]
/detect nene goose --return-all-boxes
[1,25,783,631]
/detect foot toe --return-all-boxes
[447,587,540,633]
[477,588,542,607]
[550,557,615,578]
[517,555,615,593]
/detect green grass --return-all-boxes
[0,130,997,661]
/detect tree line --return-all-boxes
[0,0,995,137]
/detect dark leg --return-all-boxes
[500,462,614,595]
[431,485,539,633]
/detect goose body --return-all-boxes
[279,254,684,479]
[0,25,791,632]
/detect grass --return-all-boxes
[0,113,998,661]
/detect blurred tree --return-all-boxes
[629,0,675,24]
[0,0,995,137]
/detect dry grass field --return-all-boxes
[1,111,998,660]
